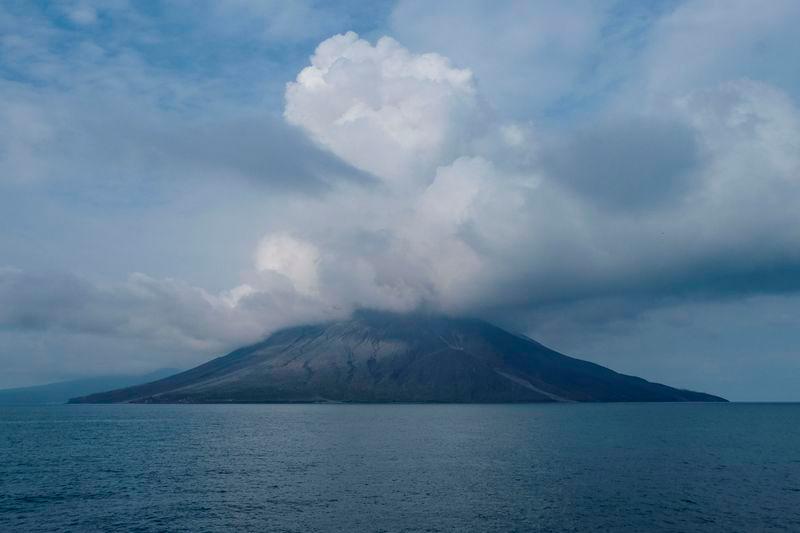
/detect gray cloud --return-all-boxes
[0,88,368,192]
[0,266,346,386]
[541,117,700,211]
[170,117,373,191]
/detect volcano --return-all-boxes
[69,310,725,403]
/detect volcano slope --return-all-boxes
[70,311,725,403]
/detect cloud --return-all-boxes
[525,292,800,402]
[7,31,800,325]
[64,2,99,26]
[0,267,256,344]
[4,3,800,398]
[0,266,343,386]
[390,0,621,119]
[255,234,321,296]
[641,0,800,102]
[201,0,351,43]
[0,78,367,192]
[541,117,700,211]
[285,31,483,184]
[274,34,800,325]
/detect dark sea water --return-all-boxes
[1,403,799,532]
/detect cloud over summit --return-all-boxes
[3,1,800,398]
[265,34,800,320]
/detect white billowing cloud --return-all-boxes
[255,233,320,296]
[277,33,539,310]
[285,31,481,184]
[221,283,257,308]
[273,32,800,324]
[416,157,488,229]
[398,156,510,307]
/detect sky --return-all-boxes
[2,0,800,401]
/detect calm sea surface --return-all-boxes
[1,403,799,532]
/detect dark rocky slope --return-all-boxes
[70,311,726,403]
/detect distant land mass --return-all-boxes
[0,368,180,405]
[70,311,725,404]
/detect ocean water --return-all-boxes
[1,404,799,532]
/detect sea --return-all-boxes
[1,403,799,532]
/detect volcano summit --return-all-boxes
[70,311,725,404]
